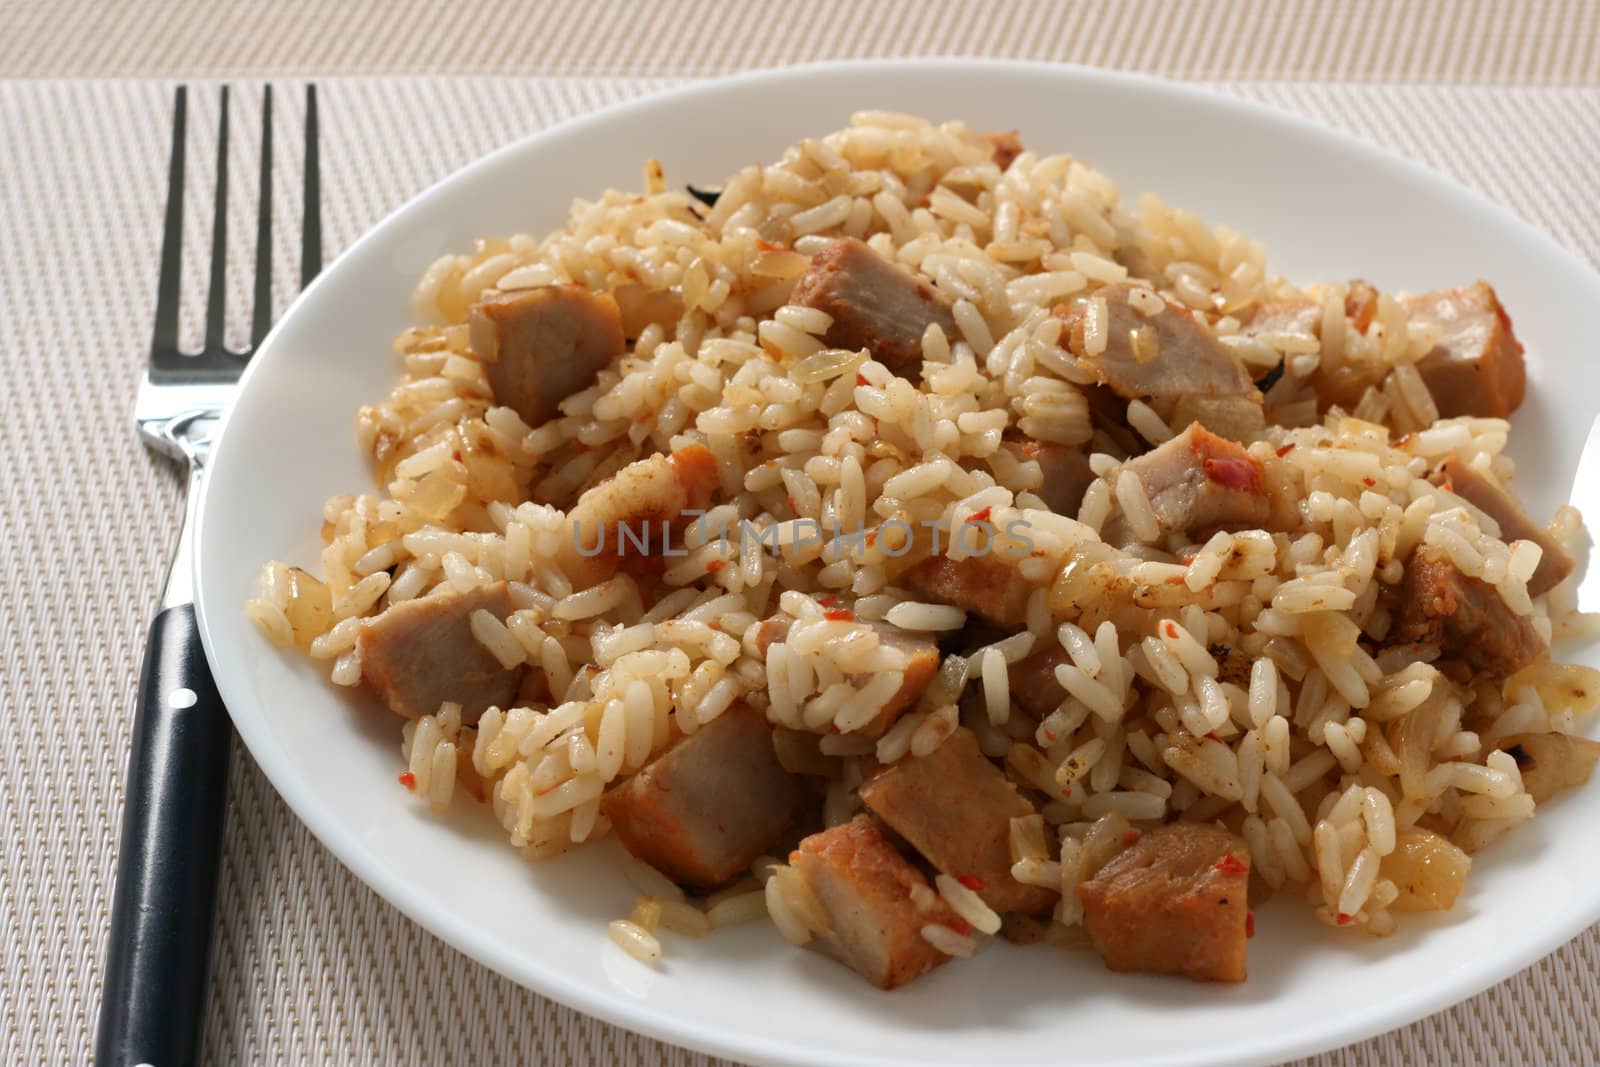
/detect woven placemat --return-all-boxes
[3,71,1599,1065]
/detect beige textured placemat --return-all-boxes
[4,12,1600,1066]
[2,0,1598,84]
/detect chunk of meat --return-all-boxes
[470,285,625,427]
[790,816,960,989]
[1118,422,1270,535]
[1001,435,1094,516]
[903,553,1035,629]
[1393,545,1542,676]
[1241,297,1321,339]
[562,443,722,583]
[1401,282,1527,418]
[1057,283,1259,400]
[602,701,803,889]
[755,611,939,737]
[789,237,957,380]
[1008,644,1070,720]
[860,728,1056,915]
[1168,394,1267,444]
[982,130,1023,170]
[358,582,523,723]
[1077,822,1250,982]
[1429,455,1574,597]
[1494,732,1600,803]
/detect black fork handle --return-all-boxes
[96,602,232,1067]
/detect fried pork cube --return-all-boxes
[560,442,721,583]
[1393,545,1543,676]
[903,554,1036,630]
[1057,283,1259,401]
[789,815,961,989]
[1430,454,1574,597]
[1401,282,1527,418]
[470,285,625,427]
[358,582,522,722]
[1077,822,1251,982]
[754,610,939,737]
[788,237,957,381]
[860,728,1056,915]
[1117,422,1270,536]
[1000,435,1095,516]
[602,702,803,890]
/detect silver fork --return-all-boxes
[96,83,321,1067]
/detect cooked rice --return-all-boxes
[248,111,1598,964]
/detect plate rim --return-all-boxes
[194,56,1600,1067]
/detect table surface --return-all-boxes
[5,2,1600,1064]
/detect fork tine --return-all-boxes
[150,85,187,358]
[202,86,231,355]
[249,85,274,350]
[300,83,321,289]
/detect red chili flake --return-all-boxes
[1042,731,1058,743]
[1203,455,1263,493]
[757,239,788,252]
[855,373,869,387]
[1275,443,1296,457]
[825,608,855,621]
[817,593,838,608]
[1246,912,1256,938]
[636,412,654,425]
[1180,552,1197,565]
[965,506,992,525]
[1162,621,1179,639]
[1120,829,1142,847]
[451,450,462,462]
[786,494,798,512]
[947,918,974,937]
[1362,477,1376,487]
[957,874,986,892]
[706,560,725,573]
[397,772,416,789]
[1213,853,1248,874]
[1336,912,1355,926]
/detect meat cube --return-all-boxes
[1430,455,1574,597]
[602,701,803,889]
[903,553,1036,630]
[1058,283,1258,401]
[1401,282,1527,418]
[790,816,961,989]
[789,237,957,381]
[982,130,1023,170]
[470,285,625,427]
[1000,436,1094,516]
[562,443,722,584]
[1077,822,1251,982]
[755,610,939,738]
[1393,545,1542,676]
[1008,644,1070,720]
[1118,422,1270,535]
[1494,732,1600,803]
[860,728,1056,915]
[358,582,523,722]
[1241,297,1321,339]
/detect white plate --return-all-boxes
[196,60,1600,1067]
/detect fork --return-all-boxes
[95,83,321,1067]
